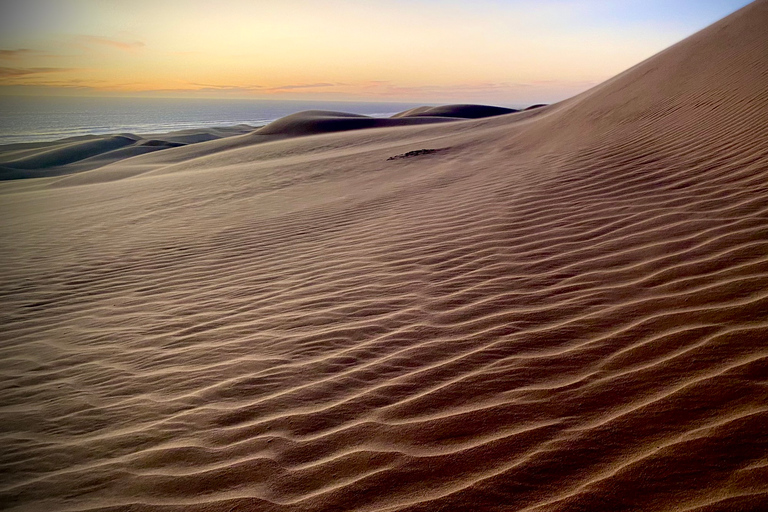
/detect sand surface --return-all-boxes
[0,106,515,181]
[2,1,768,511]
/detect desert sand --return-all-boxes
[1,1,768,511]
[0,107,519,181]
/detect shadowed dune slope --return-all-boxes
[254,110,460,137]
[1,1,768,512]
[1,135,137,170]
[0,126,255,180]
[391,104,517,118]
[256,105,517,139]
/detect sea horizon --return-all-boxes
[0,96,527,146]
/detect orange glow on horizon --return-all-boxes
[0,0,751,104]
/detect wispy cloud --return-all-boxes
[0,66,77,78]
[76,35,145,52]
[188,81,261,89]
[182,82,264,94]
[264,82,338,92]
[0,49,38,60]
[179,82,342,94]
[0,76,598,103]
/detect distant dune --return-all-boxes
[1,1,768,512]
[0,105,516,180]
[391,104,518,118]
[253,109,457,137]
[0,125,255,179]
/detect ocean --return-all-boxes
[0,96,432,146]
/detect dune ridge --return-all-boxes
[1,1,768,511]
[391,104,517,119]
[0,105,517,181]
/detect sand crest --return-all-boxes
[1,1,768,511]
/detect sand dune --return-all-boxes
[0,125,255,180]
[253,110,458,137]
[0,105,518,181]
[391,104,517,119]
[1,1,768,511]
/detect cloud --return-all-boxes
[188,81,262,89]
[264,82,338,92]
[153,81,342,95]
[0,49,37,60]
[76,35,145,51]
[0,66,76,78]
[132,83,262,96]
[0,74,596,104]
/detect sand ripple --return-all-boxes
[2,1,768,511]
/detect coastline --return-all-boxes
[0,97,466,146]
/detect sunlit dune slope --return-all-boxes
[1,1,767,511]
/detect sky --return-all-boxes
[0,0,754,104]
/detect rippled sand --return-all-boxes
[2,2,768,511]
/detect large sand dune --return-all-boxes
[1,1,768,511]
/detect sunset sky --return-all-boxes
[0,0,752,104]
